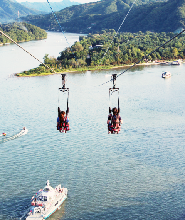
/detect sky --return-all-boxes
[16,0,101,3]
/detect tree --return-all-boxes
[172,48,178,58]
[72,42,84,52]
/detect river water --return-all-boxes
[0,31,185,220]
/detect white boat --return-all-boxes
[160,61,171,65]
[171,60,181,65]
[17,127,28,137]
[26,180,67,220]
[0,127,28,143]
[162,71,171,78]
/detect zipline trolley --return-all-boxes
[57,74,70,133]
[107,74,122,134]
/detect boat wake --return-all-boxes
[0,127,28,143]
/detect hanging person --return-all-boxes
[107,107,122,134]
[57,74,70,133]
[57,109,69,133]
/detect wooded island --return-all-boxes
[16,29,185,76]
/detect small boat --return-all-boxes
[26,180,67,220]
[171,60,181,65]
[0,133,6,136]
[18,127,28,136]
[162,71,171,78]
[160,61,170,65]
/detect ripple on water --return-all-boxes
[1,38,185,219]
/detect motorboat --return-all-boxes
[171,60,181,65]
[0,127,28,143]
[17,127,28,137]
[0,133,6,136]
[162,71,171,78]
[26,180,67,220]
[160,61,171,65]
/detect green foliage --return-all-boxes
[22,0,185,34]
[57,29,185,66]
[0,22,47,44]
[22,29,185,76]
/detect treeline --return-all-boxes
[0,22,47,45]
[18,30,185,76]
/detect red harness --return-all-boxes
[108,114,121,134]
[59,117,69,132]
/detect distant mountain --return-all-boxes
[0,0,44,23]
[22,0,185,33]
[120,0,185,32]
[20,0,80,13]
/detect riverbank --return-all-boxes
[0,22,47,46]
[16,61,161,77]
[0,37,47,47]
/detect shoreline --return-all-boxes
[16,59,184,77]
[16,61,163,77]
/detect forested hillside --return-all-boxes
[21,0,185,34]
[0,22,47,45]
[17,29,185,76]
[0,0,44,23]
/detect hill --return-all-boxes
[0,0,44,23]
[22,0,185,33]
[20,0,80,13]
[0,22,47,44]
[17,29,185,76]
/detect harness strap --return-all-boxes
[59,117,69,131]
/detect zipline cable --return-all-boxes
[46,0,78,61]
[1,4,184,90]
[46,0,137,88]
[0,30,56,74]
[99,29,185,86]
[99,0,137,66]
[46,0,136,67]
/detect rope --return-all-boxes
[0,30,56,74]
[45,0,137,88]
[99,29,185,86]
[46,0,77,61]
[1,2,184,90]
[55,0,137,89]
[99,0,137,66]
